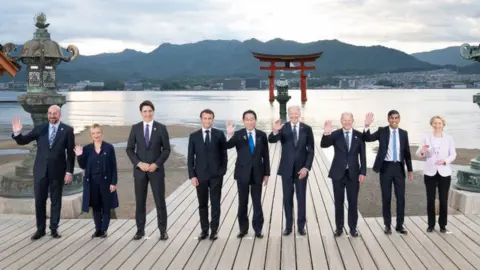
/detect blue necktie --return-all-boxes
[49,125,56,147]
[345,131,350,151]
[145,124,150,145]
[248,132,254,155]
[392,130,398,161]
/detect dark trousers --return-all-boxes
[237,169,264,233]
[134,170,167,232]
[196,176,223,233]
[380,162,405,229]
[332,170,360,231]
[91,174,111,232]
[282,171,307,230]
[34,168,64,232]
[424,173,451,228]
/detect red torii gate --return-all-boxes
[252,52,323,103]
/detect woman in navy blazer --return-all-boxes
[75,124,119,238]
[416,116,456,233]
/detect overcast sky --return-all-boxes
[1,0,479,55]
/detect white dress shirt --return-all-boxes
[415,132,456,177]
[202,127,212,143]
[291,122,300,138]
[246,128,256,146]
[343,128,353,150]
[385,127,400,162]
[143,120,153,139]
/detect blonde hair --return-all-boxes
[430,116,445,126]
[90,123,103,132]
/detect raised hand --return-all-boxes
[323,120,333,135]
[226,120,235,137]
[272,119,282,133]
[365,112,374,127]
[11,116,22,133]
[73,145,83,156]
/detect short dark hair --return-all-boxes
[243,109,257,120]
[388,110,399,117]
[139,100,155,111]
[200,109,215,118]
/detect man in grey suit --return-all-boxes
[126,100,171,241]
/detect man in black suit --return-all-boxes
[11,105,75,240]
[226,110,270,238]
[320,113,366,237]
[268,105,314,236]
[126,100,171,241]
[188,109,228,241]
[363,110,413,234]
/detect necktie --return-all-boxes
[345,131,350,151]
[205,130,210,147]
[248,132,254,155]
[145,124,150,145]
[392,130,398,161]
[292,124,298,146]
[49,125,56,147]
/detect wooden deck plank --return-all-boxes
[316,146,390,270]
[409,216,475,269]
[0,220,37,248]
[0,219,34,240]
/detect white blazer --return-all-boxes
[415,132,456,177]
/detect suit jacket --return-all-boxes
[320,129,366,181]
[126,121,171,177]
[415,132,456,177]
[187,128,228,181]
[363,126,413,175]
[226,128,270,184]
[12,122,75,182]
[268,122,314,178]
[77,141,119,212]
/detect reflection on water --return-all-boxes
[0,89,479,150]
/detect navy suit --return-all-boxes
[12,122,75,232]
[268,122,314,231]
[226,128,270,233]
[188,128,228,234]
[321,129,366,231]
[364,126,413,229]
[77,141,119,232]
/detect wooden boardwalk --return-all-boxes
[1,141,480,269]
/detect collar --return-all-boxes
[143,120,154,126]
[343,128,352,133]
[291,122,300,128]
[389,127,398,133]
[246,128,256,134]
[49,122,60,129]
[202,127,212,133]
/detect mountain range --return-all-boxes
[2,38,480,83]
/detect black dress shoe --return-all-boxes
[396,227,408,235]
[427,226,434,232]
[99,231,107,238]
[283,229,292,236]
[298,229,306,236]
[31,231,46,240]
[350,230,359,237]
[384,226,392,234]
[334,229,343,237]
[210,232,218,240]
[92,230,102,238]
[255,232,264,238]
[440,227,447,233]
[51,230,61,238]
[237,231,248,238]
[199,231,209,240]
[133,231,145,240]
[160,231,168,240]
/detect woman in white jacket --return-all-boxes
[416,116,456,233]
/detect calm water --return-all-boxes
[0,89,479,150]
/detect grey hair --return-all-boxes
[287,105,301,113]
[340,112,354,121]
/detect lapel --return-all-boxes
[146,121,157,148]
[254,131,261,156]
[50,122,63,149]
[340,129,348,152]
[287,121,297,148]
[349,130,359,153]
[384,126,390,148]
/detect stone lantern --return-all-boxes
[275,72,292,122]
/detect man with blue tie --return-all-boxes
[11,105,75,240]
[363,110,413,234]
[226,110,270,238]
[320,113,366,237]
[268,105,314,236]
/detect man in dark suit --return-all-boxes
[363,110,413,234]
[126,100,171,241]
[188,109,228,241]
[226,110,270,238]
[320,113,366,237]
[11,105,75,240]
[268,105,314,236]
